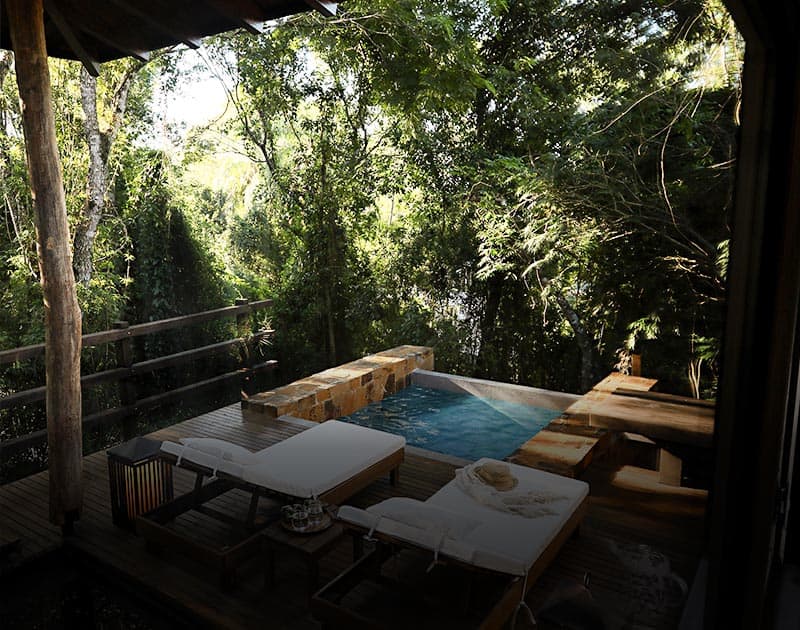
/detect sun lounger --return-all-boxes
[313,458,589,629]
[159,420,405,502]
[135,420,405,585]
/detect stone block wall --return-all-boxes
[242,345,434,424]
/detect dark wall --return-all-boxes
[709,1,800,628]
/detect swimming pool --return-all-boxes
[338,384,562,461]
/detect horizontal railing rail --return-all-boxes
[0,331,274,411]
[0,299,276,459]
[0,299,273,365]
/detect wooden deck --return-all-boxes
[1,403,707,629]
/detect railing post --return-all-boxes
[631,354,642,377]
[235,299,254,395]
[235,298,252,365]
[113,321,137,440]
[235,298,251,342]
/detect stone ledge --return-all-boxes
[242,345,434,424]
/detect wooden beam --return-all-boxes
[304,0,337,18]
[202,0,265,35]
[75,24,151,63]
[106,0,203,49]
[42,0,100,76]
[0,335,275,410]
[7,0,83,529]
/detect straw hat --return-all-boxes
[474,461,518,491]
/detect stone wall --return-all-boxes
[241,345,434,424]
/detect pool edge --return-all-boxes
[409,369,580,412]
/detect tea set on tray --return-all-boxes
[280,498,334,533]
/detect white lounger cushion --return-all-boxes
[366,497,482,539]
[241,420,405,498]
[430,458,588,575]
[337,504,479,567]
[160,420,405,499]
[338,458,588,576]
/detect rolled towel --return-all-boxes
[473,460,518,491]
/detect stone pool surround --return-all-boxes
[243,354,677,481]
[241,345,434,424]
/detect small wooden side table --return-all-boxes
[262,518,344,595]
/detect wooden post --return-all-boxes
[113,321,137,440]
[630,354,642,377]
[235,298,251,347]
[7,0,83,528]
[657,448,683,486]
[235,299,253,395]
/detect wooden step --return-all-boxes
[508,428,612,478]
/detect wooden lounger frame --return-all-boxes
[311,495,589,629]
[135,447,404,586]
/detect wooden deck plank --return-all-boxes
[1,401,706,629]
[592,373,659,392]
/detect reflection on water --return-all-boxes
[339,385,560,460]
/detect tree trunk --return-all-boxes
[73,65,135,285]
[74,69,106,285]
[323,282,337,364]
[318,134,340,366]
[8,0,83,528]
[553,291,598,392]
[475,274,503,379]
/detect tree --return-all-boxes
[210,17,408,367]
[7,0,83,527]
[73,61,143,285]
[209,0,739,394]
[425,0,739,393]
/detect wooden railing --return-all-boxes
[0,299,276,458]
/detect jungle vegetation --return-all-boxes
[0,0,740,467]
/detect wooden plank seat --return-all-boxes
[508,425,611,478]
[135,420,404,586]
[313,459,589,629]
[575,394,715,447]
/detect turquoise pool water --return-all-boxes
[339,385,561,461]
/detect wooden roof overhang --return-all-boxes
[0,0,337,74]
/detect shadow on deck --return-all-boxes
[0,402,706,629]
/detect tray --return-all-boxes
[280,511,333,535]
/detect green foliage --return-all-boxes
[1,0,741,457]
[234,0,735,394]
[125,151,235,324]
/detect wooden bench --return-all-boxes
[567,375,714,485]
[508,374,658,478]
[509,373,714,486]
